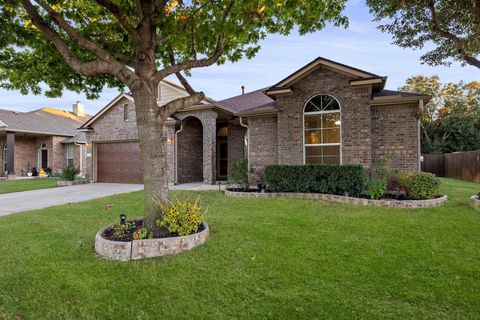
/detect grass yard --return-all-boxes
[0,178,479,319]
[0,178,59,194]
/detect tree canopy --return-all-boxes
[400,75,480,153]
[367,0,480,69]
[0,0,348,100]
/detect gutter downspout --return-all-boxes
[239,117,250,169]
[174,123,184,185]
[418,100,424,173]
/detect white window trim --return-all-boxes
[303,94,343,165]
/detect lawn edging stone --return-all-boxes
[225,190,448,209]
[95,221,209,261]
[57,180,90,186]
[470,196,480,212]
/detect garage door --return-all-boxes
[96,142,143,183]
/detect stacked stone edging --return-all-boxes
[95,221,209,261]
[225,190,448,209]
[470,196,480,212]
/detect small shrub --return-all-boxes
[157,198,205,236]
[264,164,365,196]
[228,158,249,190]
[62,165,80,181]
[366,178,387,200]
[400,172,441,200]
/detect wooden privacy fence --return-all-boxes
[422,151,480,183]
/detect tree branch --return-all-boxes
[169,52,195,95]
[22,0,139,87]
[159,92,206,119]
[91,0,140,41]
[154,35,225,83]
[428,0,480,68]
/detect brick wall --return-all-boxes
[276,66,373,168]
[227,122,246,173]
[13,137,36,175]
[177,117,204,183]
[371,103,420,172]
[248,116,278,184]
[84,97,174,182]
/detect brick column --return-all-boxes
[202,116,217,184]
[6,131,15,176]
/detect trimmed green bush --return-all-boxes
[264,164,365,196]
[399,172,441,200]
[62,165,80,181]
[228,158,249,190]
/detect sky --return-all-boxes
[0,0,478,114]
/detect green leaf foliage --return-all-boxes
[0,0,348,98]
[264,164,364,196]
[366,0,480,68]
[399,75,480,153]
[399,172,441,200]
[228,158,249,191]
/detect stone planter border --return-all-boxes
[470,196,480,212]
[95,221,209,261]
[225,190,448,209]
[57,180,90,186]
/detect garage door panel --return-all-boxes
[96,142,143,183]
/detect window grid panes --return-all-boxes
[66,145,74,166]
[304,94,341,165]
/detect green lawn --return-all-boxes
[0,178,59,194]
[0,178,479,319]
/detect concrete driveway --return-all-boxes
[0,183,143,217]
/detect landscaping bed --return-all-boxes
[470,195,480,212]
[96,221,209,261]
[225,189,448,208]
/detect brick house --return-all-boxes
[0,103,89,178]
[79,57,430,184]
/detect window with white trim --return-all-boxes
[304,94,341,164]
[66,144,74,166]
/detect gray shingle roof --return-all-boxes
[373,90,428,98]
[216,88,277,113]
[0,108,89,140]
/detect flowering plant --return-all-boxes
[132,226,148,240]
[157,197,205,236]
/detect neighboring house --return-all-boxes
[0,103,89,178]
[79,57,430,184]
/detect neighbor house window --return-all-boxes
[2,144,7,173]
[304,94,341,164]
[66,144,74,166]
[124,104,130,121]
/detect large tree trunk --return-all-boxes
[131,83,168,234]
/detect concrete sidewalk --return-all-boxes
[0,183,144,217]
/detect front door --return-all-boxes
[41,149,48,169]
[216,139,228,180]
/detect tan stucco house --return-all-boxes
[79,57,430,185]
[0,103,89,178]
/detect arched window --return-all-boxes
[40,142,47,149]
[303,94,341,164]
[2,144,7,173]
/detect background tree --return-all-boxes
[400,75,480,153]
[366,0,480,69]
[0,0,348,232]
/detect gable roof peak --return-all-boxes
[272,56,385,89]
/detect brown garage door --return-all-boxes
[96,142,143,183]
